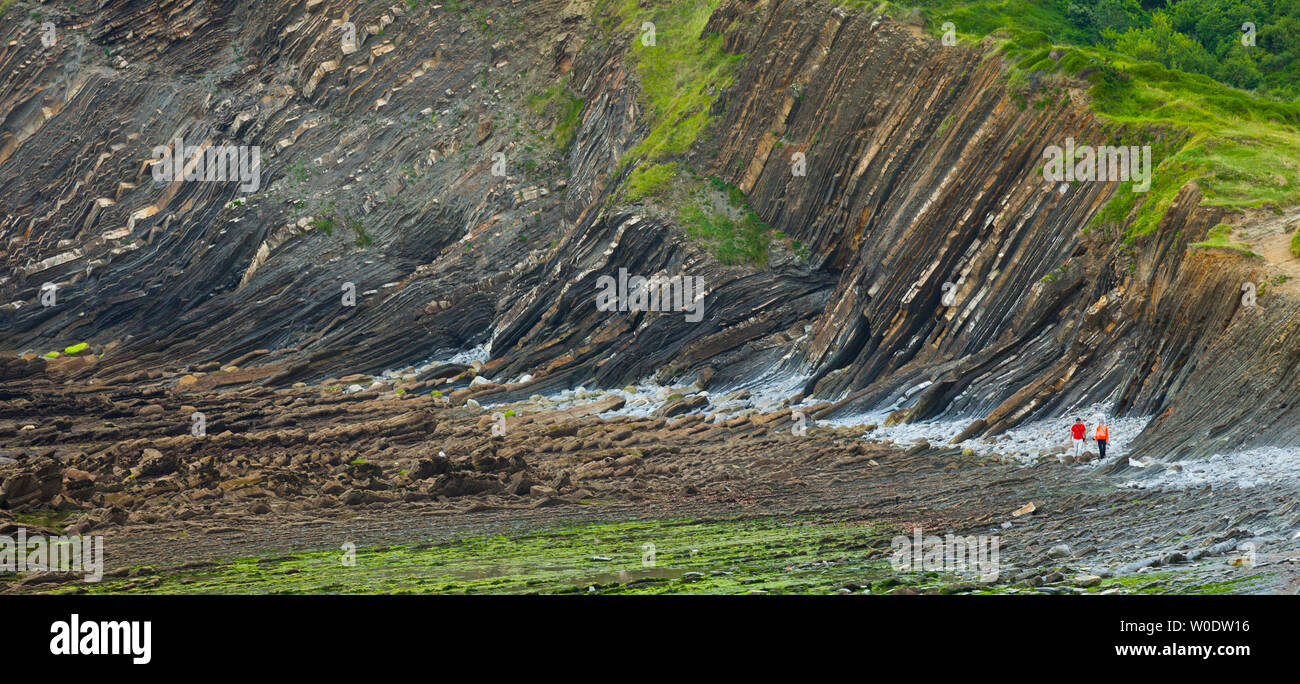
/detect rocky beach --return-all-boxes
[3,0,1299,597]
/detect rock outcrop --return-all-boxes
[2,0,1297,466]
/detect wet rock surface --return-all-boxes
[2,359,1298,594]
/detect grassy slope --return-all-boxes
[1069,46,1300,239]
[856,1,1300,242]
[596,0,740,173]
[1189,223,1262,256]
[607,0,1300,256]
[597,0,778,266]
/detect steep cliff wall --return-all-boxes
[485,0,1300,462]
[2,0,576,378]
[688,0,1300,461]
[2,0,1296,463]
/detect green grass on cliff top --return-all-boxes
[608,0,1300,247]
[832,2,1300,240]
[1008,35,1300,240]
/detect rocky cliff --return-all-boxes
[3,0,1297,465]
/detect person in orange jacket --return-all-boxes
[1094,417,1109,460]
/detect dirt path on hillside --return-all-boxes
[1237,206,1300,296]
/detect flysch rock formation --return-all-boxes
[1,0,1297,485]
[692,1,1300,465]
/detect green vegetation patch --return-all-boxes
[607,0,743,163]
[1190,223,1261,256]
[678,177,774,266]
[308,200,370,247]
[596,1,778,266]
[14,510,72,532]
[526,82,585,151]
[26,509,1270,595]
[999,38,1300,242]
[817,3,1300,242]
[624,161,678,201]
[56,516,948,595]
[860,1,1300,99]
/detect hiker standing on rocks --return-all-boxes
[1094,417,1109,461]
[1070,417,1087,459]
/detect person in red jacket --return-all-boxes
[1094,417,1109,460]
[1070,417,1087,459]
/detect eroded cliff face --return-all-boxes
[3,0,582,378]
[480,0,1300,462]
[497,0,1300,463]
[690,0,1300,461]
[2,0,1297,464]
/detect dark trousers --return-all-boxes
[1097,439,1107,460]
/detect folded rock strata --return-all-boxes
[1,0,1296,468]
